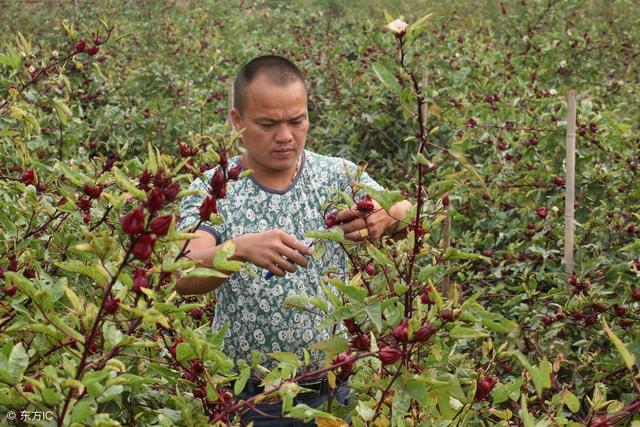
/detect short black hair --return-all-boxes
[233,55,306,114]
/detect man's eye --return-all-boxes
[291,120,303,126]
[260,123,275,128]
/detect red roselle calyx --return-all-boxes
[392,318,409,342]
[132,268,148,293]
[333,352,355,377]
[121,207,145,235]
[199,196,217,221]
[190,307,204,320]
[378,347,402,365]
[219,152,228,169]
[146,188,165,212]
[349,333,371,351]
[227,165,242,180]
[356,195,374,212]
[162,181,180,203]
[104,295,120,314]
[414,323,436,343]
[150,214,173,236]
[20,169,36,185]
[535,206,548,219]
[420,286,435,305]
[86,45,99,56]
[475,376,497,401]
[438,308,456,322]
[209,170,225,193]
[75,39,86,53]
[83,184,104,199]
[324,212,338,228]
[343,319,359,334]
[132,235,156,261]
[589,417,611,427]
[169,337,184,358]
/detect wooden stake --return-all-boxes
[564,91,576,278]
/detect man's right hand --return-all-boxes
[235,230,312,278]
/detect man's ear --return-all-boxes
[229,109,243,132]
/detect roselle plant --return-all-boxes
[1,1,640,426]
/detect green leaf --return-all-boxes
[176,343,195,362]
[113,167,147,201]
[0,208,17,237]
[372,62,402,94]
[304,228,344,242]
[359,184,403,213]
[268,352,301,368]
[405,378,428,405]
[310,336,348,356]
[234,364,251,396]
[8,343,28,384]
[366,243,393,268]
[365,303,383,333]
[212,241,243,272]
[53,99,72,126]
[448,326,488,339]
[602,319,635,370]
[183,268,228,279]
[492,379,524,404]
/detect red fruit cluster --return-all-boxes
[356,195,375,212]
[475,376,497,401]
[378,347,402,365]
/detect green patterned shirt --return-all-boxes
[178,150,383,371]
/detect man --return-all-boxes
[176,55,412,426]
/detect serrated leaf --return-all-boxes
[212,241,243,272]
[310,336,348,356]
[372,62,402,94]
[8,343,28,384]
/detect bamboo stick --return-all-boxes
[564,90,576,279]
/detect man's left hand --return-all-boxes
[335,199,396,241]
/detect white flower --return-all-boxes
[549,88,557,95]
[51,50,59,57]
[560,60,567,68]
[388,19,408,36]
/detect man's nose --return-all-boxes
[274,123,293,142]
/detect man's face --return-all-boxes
[231,74,309,174]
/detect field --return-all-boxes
[1,0,639,425]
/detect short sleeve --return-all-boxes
[177,174,224,244]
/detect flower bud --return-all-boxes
[378,347,402,365]
[191,359,204,374]
[150,214,173,236]
[333,351,355,377]
[132,235,155,261]
[190,307,204,320]
[349,333,371,351]
[420,286,434,305]
[392,318,409,342]
[121,207,145,235]
[535,206,548,219]
[387,19,408,37]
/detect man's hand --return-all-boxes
[234,230,312,278]
[336,199,413,242]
